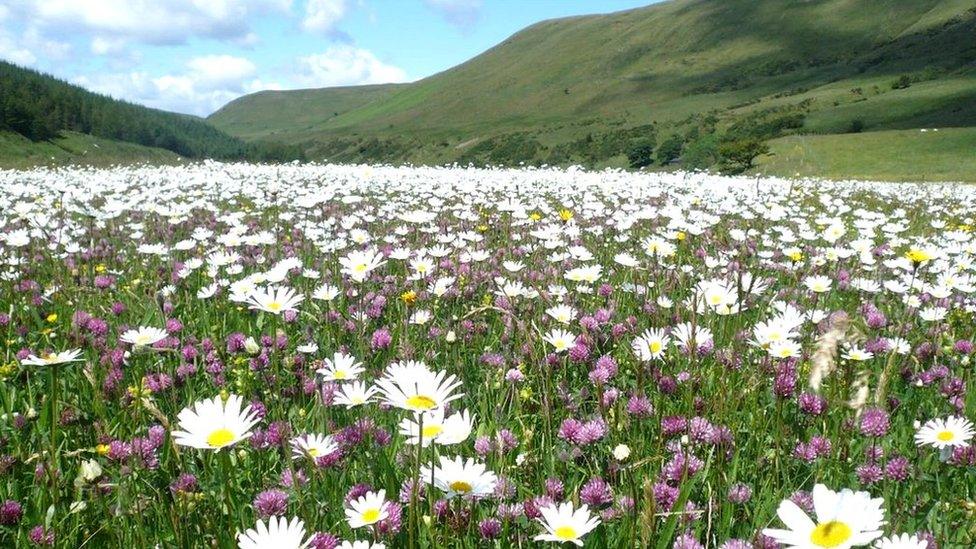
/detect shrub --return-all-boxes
[656,135,684,165]
[626,138,655,169]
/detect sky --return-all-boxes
[0,0,656,116]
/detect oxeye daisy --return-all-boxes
[545,304,577,324]
[290,433,339,461]
[543,329,577,353]
[20,349,84,366]
[247,285,303,315]
[120,326,168,348]
[632,328,670,361]
[237,516,310,549]
[842,346,874,362]
[400,408,473,446]
[312,283,341,301]
[317,352,364,382]
[339,249,386,283]
[874,533,927,549]
[376,366,463,413]
[345,490,389,529]
[171,394,260,451]
[422,455,497,499]
[333,381,380,408]
[804,275,832,293]
[762,483,885,549]
[533,501,601,546]
[914,416,974,450]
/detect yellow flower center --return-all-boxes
[307,448,320,457]
[355,263,368,273]
[333,370,348,380]
[361,508,381,523]
[350,396,365,405]
[449,481,472,494]
[406,394,437,410]
[649,341,662,354]
[135,335,151,345]
[554,525,578,541]
[937,430,955,442]
[206,428,236,448]
[809,521,852,548]
[422,425,444,438]
[267,301,282,312]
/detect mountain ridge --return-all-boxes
[207,0,976,174]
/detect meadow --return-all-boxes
[0,163,973,548]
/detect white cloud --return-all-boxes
[67,47,405,116]
[293,45,407,88]
[0,34,37,66]
[0,24,71,67]
[19,0,291,46]
[185,55,257,90]
[73,54,261,116]
[91,36,126,56]
[302,0,347,35]
[425,0,481,29]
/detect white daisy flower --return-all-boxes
[237,516,310,549]
[534,501,601,546]
[762,484,885,549]
[422,455,497,499]
[171,395,260,451]
[345,490,389,529]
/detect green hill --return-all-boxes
[0,61,304,167]
[0,130,182,169]
[209,0,976,179]
[209,84,406,141]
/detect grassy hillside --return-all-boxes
[209,0,976,178]
[0,130,181,169]
[758,127,976,182]
[209,84,405,141]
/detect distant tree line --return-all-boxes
[0,61,304,163]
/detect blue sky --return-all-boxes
[0,1,657,116]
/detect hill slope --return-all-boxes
[209,84,405,141]
[0,130,181,169]
[0,61,303,167]
[209,0,976,177]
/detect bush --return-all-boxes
[849,119,865,133]
[682,134,721,170]
[626,138,655,169]
[656,135,684,165]
[718,138,770,174]
[891,75,912,90]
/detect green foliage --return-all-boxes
[458,133,544,167]
[892,75,913,90]
[626,138,656,169]
[656,134,685,165]
[718,138,771,174]
[682,134,722,170]
[0,61,302,163]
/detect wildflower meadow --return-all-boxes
[0,163,973,548]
